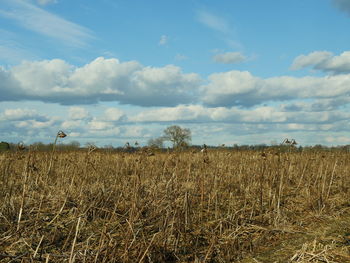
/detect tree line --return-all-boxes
[2,125,350,152]
[0,125,191,152]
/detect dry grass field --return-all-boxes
[1,149,350,262]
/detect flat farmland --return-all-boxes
[1,150,350,262]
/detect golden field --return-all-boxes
[1,149,350,262]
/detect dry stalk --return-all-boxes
[1,150,350,262]
[69,216,81,263]
[33,235,44,258]
[47,130,67,176]
[326,160,337,200]
[138,232,158,263]
[17,153,30,231]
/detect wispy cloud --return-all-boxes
[0,29,37,63]
[213,51,246,64]
[196,10,230,34]
[175,54,188,61]
[0,0,93,47]
[37,0,57,6]
[158,35,168,46]
[196,10,243,49]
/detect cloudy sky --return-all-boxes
[1,0,350,146]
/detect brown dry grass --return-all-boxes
[1,149,350,262]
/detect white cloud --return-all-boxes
[92,127,121,137]
[325,136,350,144]
[10,58,73,99]
[129,104,349,125]
[14,118,57,129]
[291,51,350,74]
[3,108,35,120]
[0,57,201,106]
[88,119,114,130]
[62,120,83,129]
[130,105,208,122]
[0,0,93,47]
[201,70,350,107]
[103,108,125,121]
[69,132,81,137]
[290,51,332,70]
[4,57,350,109]
[213,52,246,64]
[123,126,146,137]
[280,98,350,112]
[197,10,230,34]
[130,64,200,106]
[159,35,168,45]
[3,49,350,147]
[0,67,21,101]
[2,104,350,146]
[0,108,48,121]
[68,107,90,120]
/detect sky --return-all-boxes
[1,0,350,147]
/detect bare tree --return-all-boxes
[147,137,164,149]
[162,125,191,148]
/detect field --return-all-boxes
[1,149,350,262]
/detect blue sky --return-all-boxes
[1,0,350,146]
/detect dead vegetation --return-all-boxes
[1,149,350,262]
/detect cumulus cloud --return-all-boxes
[130,105,209,123]
[3,53,350,146]
[122,126,147,138]
[68,107,90,120]
[0,67,21,101]
[2,104,350,146]
[103,108,126,122]
[62,120,84,130]
[88,119,114,130]
[280,98,350,112]
[129,104,349,125]
[0,108,48,121]
[0,57,201,106]
[3,56,350,110]
[291,51,350,74]
[0,108,59,142]
[326,135,350,144]
[201,70,350,107]
[213,52,246,64]
[15,119,55,129]
[129,64,200,106]
[4,57,350,109]
[332,0,350,16]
